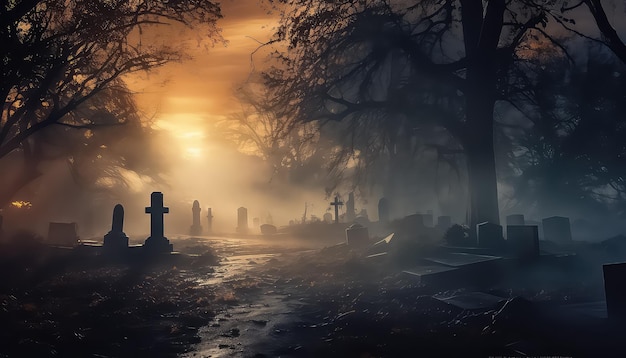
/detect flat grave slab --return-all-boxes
[434,291,506,310]
[424,252,502,267]
[402,265,460,285]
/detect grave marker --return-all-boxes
[507,225,539,259]
[542,216,572,244]
[346,192,356,223]
[330,196,343,224]
[103,204,129,251]
[603,262,626,321]
[47,222,79,247]
[189,200,202,236]
[477,222,504,249]
[144,192,173,253]
[237,207,248,233]
[206,208,213,234]
[323,212,333,223]
[378,197,390,223]
[346,223,369,247]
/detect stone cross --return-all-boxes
[144,192,172,252]
[103,204,129,251]
[189,200,202,235]
[330,196,343,224]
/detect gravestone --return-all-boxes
[237,207,248,233]
[603,262,626,321]
[405,214,425,230]
[378,197,390,223]
[542,216,572,244]
[47,222,79,247]
[477,222,504,249]
[260,224,277,235]
[424,210,434,227]
[437,216,452,231]
[144,192,173,253]
[346,192,356,223]
[189,200,202,236]
[206,208,213,234]
[346,223,369,247]
[103,204,129,251]
[506,214,525,226]
[507,225,539,259]
[323,212,333,224]
[330,196,343,224]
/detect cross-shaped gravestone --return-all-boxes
[144,192,172,253]
[330,196,343,224]
[103,204,129,251]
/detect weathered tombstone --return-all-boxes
[603,262,626,321]
[542,216,572,244]
[253,217,260,227]
[323,212,333,224]
[424,210,434,227]
[437,216,452,231]
[260,224,277,235]
[47,222,79,247]
[346,223,369,247]
[507,225,539,259]
[330,196,343,224]
[237,207,248,233]
[378,197,390,223]
[206,208,213,234]
[103,204,129,251]
[143,192,173,253]
[189,200,202,236]
[346,192,356,223]
[477,222,504,249]
[506,214,525,226]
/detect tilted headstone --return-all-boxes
[437,216,452,231]
[506,214,525,226]
[346,192,356,223]
[189,200,202,236]
[346,222,369,247]
[603,262,626,322]
[477,222,504,249]
[507,225,539,259]
[47,222,79,247]
[103,204,129,251]
[323,212,333,223]
[144,192,173,253]
[206,208,213,234]
[378,197,390,223]
[330,196,343,224]
[237,207,248,233]
[542,216,572,244]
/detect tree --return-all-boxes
[0,0,222,208]
[263,0,578,230]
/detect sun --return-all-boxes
[154,113,208,160]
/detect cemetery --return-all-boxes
[1,189,626,357]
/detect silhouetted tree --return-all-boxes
[0,0,222,208]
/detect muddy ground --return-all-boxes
[1,234,625,357]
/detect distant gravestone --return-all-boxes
[346,223,369,247]
[477,222,504,249]
[424,210,434,227]
[506,214,525,226]
[260,224,277,235]
[405,214,425,230]
[346,192,356,223]
[323,212,333,223]
[507,225,539,259]
[47,222,79,247]
[330,196,343,224]
[206,208,213,234]
[603,263,626,322]
[542,216,572,244]
[437,216,452,231]
[378,197,390,223]
[103,204,129,251]
[253,217,260,228]
[266,213,274,225]
[237,207,248,233]
[189,200,202,236]
[144,192,173,253]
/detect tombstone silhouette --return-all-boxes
[189,200,203,236]
[143,192,173,253]
[103,204,129,251]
